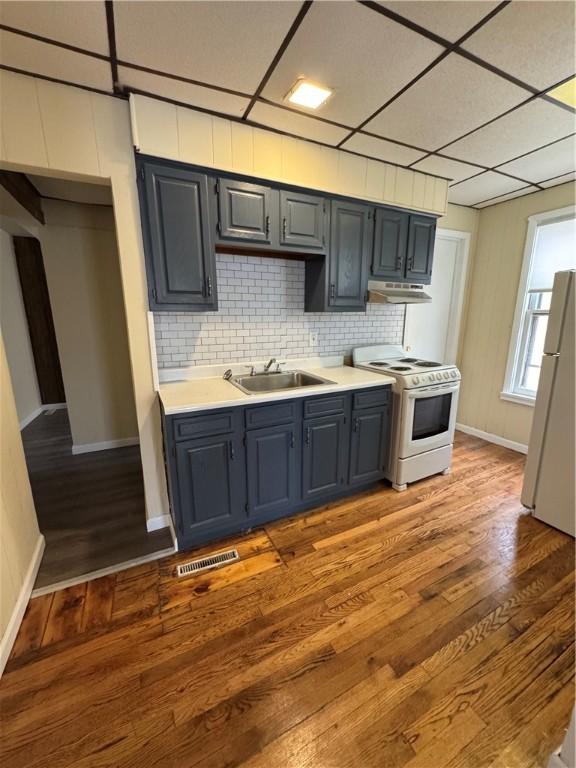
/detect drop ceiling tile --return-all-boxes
[378,1,501,43]
[540,171,576,188]
[118,67,249,117]
[411,155,482,183]
[496,136,576,184]
[249,103,349,146]
[448,171,528,206]
[114,1,301,94]
[446,99,576,167]
[0,0,108,54]
[463,1,576,91]
[341,133,427,166]
[261,1,443,126]
[474,186,540,208]
[0,30,113,92]
[364,54,527,151]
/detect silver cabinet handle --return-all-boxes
[305,427,311,446]
[265,215,270,237]
[206,275,213,297]
[290,431,295,449]
[353,417,360,432]
[282,217,287,240]
[229,441,235,460]
[329,283,336,300]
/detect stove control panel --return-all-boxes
[408,369,460,388]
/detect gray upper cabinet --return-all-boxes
[372,208,409,281]
[216,178,275,244]
[279,191,327,252]
[328,200,372,310]
[405,215,436,284]
[139,160,216,311]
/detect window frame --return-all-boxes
[501,205,576,407]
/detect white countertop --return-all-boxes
[158,360,394,415]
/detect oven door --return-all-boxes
[398,382,460,459]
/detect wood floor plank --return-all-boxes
[1,435,573,768]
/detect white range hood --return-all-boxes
[367,280,432,304]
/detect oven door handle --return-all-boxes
[406,382,460,398]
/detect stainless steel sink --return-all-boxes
[230,370,335,395]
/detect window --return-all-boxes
[502,206,576,405]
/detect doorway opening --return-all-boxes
[0,172,173,590]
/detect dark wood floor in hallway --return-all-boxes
[1,432,574,767]
[22,408,173,588]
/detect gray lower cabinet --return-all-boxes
[138,159,217,311]
[164,385,390,550]
[349,406,390,486]
[216,178,275,245]
[279,190,327,252]
[302,413,349,501]
[175,432,246,545]
[246,423,300,517]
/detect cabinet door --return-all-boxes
[246,424,299,518]
[217,178,275,244]
[280,191,327,251]
[140,161,216,310]
[372,208,409,280]
[328,201,372,309]
[302,414,348,501]
[349,407,389,486]
[175,433,245,540]
[405,215,436,284]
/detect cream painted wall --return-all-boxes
[0,69,169,525]
[0,229,41,425]
[130,95,449,215]
[457,183,576,446]
[0,333,43,670]
[40,200,138,449]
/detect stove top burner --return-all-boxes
[417,361,442,367]
[368,361,388,367]
[388,365,412,372]
[399,357,419,363]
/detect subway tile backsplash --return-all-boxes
[154,253,405,368]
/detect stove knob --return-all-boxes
[444,372,450,380]
[428,374,434,382]
[452,370,457,378]
[435,373,441,381]
[412,375,419,385]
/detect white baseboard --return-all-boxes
[19,403,67,430]
[456,423,528,454]
[0,535,45,676]
[146,513,171,532]
[72,437,139,455]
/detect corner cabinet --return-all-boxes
[162,386,391,550]
[138,159,217,311]
[372,209,436,285]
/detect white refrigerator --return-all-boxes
[521,269,575,536]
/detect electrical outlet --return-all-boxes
[309,332,319,346]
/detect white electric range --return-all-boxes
[353,344,461,491]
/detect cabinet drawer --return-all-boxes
[245,401,298,429]
[304,394,347,418]
[171,410,237,441]
[353,388,391,410]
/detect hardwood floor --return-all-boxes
[1,432,574,767]
[22,409,173,588]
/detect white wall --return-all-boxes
[0,333,44,673]
[40,200,138,450]
[0,229,41,426]
[457,183,576,446]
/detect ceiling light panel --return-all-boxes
[496,136,576,184]
[0,0,109,54]
[448,171,529,206]
[364,55,527,150]
[463,1,576,90]
[0,30,113,92]
[378,1,501,43]
[410,155,483,184]
[547,78,576,109]
[261,1,443,126]
[249,102,349,146]
[114,1,302,93]
[342,133,427,166]
[446,99,576,167]
[118,67,250,117]
[286,80,332,110]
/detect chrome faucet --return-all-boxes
[264,358,277,372]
